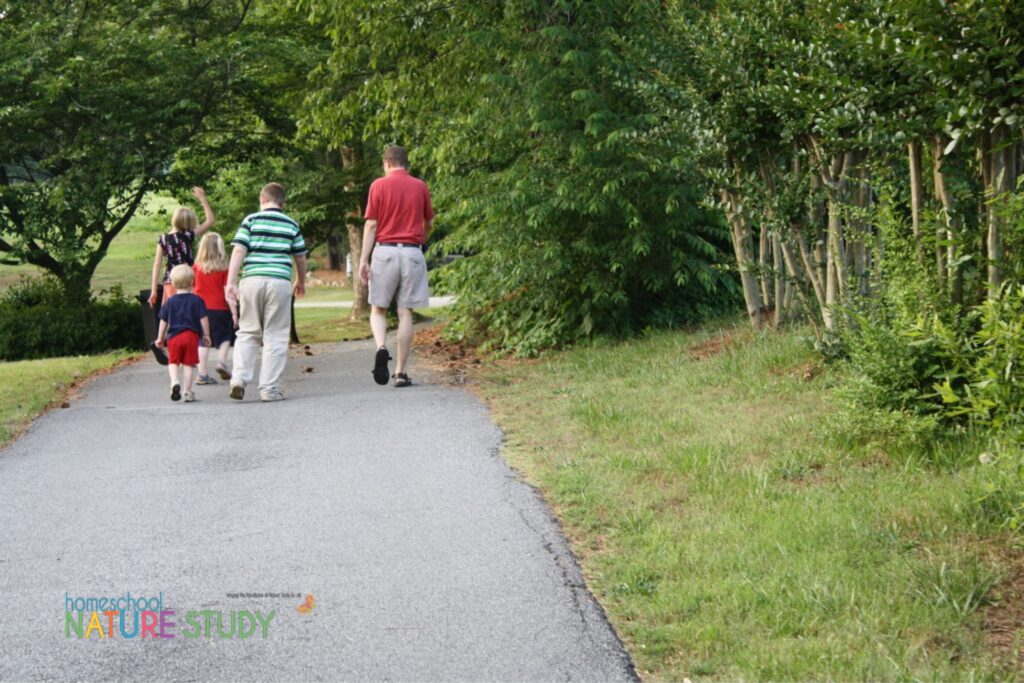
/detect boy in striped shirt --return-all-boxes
[224,182,307,402]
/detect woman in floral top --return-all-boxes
[148,187,216,308]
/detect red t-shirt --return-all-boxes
[364,169,435,244]
[192,266,228,311]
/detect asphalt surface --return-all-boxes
[0,337,635,682]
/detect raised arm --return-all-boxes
[193,187,215,235]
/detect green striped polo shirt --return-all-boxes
[231,208,306,281]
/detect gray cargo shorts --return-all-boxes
[368,244,430,309]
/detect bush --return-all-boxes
[0,277,144,360]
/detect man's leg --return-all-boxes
[231,278,263,393]
[256,278,293,398]
[394,307,414,376]
[370,306,388,349]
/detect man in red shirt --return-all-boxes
[359,146,434,387]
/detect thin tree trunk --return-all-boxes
[779,236,821,340]
[908,141,925,265]
[986,126,1006,296]
[759,223,771,309]
[341,145,370,319]
[772,232,784,326]
[796,231,826,312]
[931,135,962,305]
[722,190,765,329]
[326,233,343,271]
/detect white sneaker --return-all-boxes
[183,391,195,403]
[260,390,285,402]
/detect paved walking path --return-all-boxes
[0,337,635,681]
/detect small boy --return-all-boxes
[155,264,212,402]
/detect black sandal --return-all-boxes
[394,372,412,388]
[372,347,392,386]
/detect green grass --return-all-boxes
[294,307,372,344]
[294,307,438,344]
[0,194,177,295]
[480,320,1012,681]
[0,193,359,307]
[0,352,134,448]
[300,286,354,304]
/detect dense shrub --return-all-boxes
[0,278,143,360]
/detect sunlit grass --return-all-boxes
[0,352,134,448]
[481,320,1009,681]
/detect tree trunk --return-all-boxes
[986,125,1007,296]
[908,141,925,265]
[341,145,370,319]
[326,233,343,271]
[759,221,772,309]
[722,190,764,329]
[62,266,94,306]
[931,135,962,305]
[772,232,784,326]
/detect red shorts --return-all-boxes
[167,330,200,366]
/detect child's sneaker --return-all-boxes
[195,374,217,385]
[183,391,196,403]
[170,383,181,401]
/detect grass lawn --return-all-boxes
[294,307,372,344]
[480,319,1014,680]
[0,193,354,305]
[0,352,135,448]
[295,307,438,344]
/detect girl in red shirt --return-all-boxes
[192,233,237,384]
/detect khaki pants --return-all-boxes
[232,277,292,397]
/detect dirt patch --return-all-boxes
[685,333,734,360]
[306,268,350,287]
[984,560,1024,668]
[413,324,482,385]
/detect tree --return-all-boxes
[0,1,293,302]
[302,0,737,352]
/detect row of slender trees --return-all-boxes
[675,0,1024,333]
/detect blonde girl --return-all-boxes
[192,232,237,385]
[148,186,215,309]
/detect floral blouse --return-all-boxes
[158,230,195,283]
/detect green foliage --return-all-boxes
[0,277,142,360]
[303,0,738,353]
[0,1,311,301]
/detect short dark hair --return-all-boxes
[260,182,286,206]
[383,146,409,169]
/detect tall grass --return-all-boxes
[481,320,1011,680]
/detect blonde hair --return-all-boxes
[194,232,228,273]
[171,206,198,233]
[169,264,195,290]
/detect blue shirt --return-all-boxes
[159,292,208,339]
